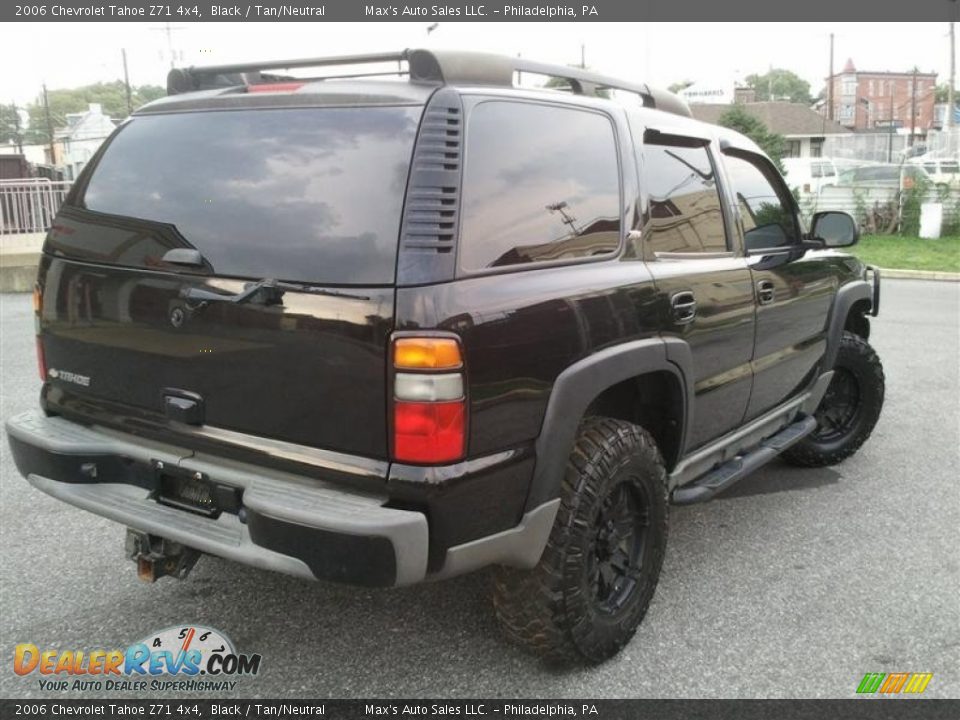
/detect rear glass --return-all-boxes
[75,107,421,285]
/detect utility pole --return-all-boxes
[121,48,133,116]
[909,68,918,146]
[948,21,956,128]
[580,43,585,70]
[151,23,185,70]
[888,81,895,162]
[828,33,835,121]
[42,84,55,167]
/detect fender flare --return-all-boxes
[524,337,693,512]
[823,280,873,371]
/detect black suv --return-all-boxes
[7,50,884,664]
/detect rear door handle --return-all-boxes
[757,280,776,305]
[670,291,697,324]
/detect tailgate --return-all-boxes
[38,254,394,458]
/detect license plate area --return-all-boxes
[153,464,221,518]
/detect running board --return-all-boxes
[671,415,817,505]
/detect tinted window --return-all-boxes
[459,102,620,270]
[77,107,420,284]
[642,143,727,254]
[723,153,797,250]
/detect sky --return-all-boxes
[0,22,956,107]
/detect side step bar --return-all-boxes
[671,415,817,505]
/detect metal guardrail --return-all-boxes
[0,178,72,235]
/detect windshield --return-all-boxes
[65,106,421,285]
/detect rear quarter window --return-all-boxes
[458,101,621,271]
[67,106,421,285]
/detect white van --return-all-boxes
[909,157,960,186]
[782,158,844,194]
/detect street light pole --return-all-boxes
[948,21,956,129]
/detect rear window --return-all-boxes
[70,107,421,285]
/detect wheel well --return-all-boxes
[585,371,684,470]
[844,299,872,340]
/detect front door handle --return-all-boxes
[671,290,697,324]
[757,280,776,305]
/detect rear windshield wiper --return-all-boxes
[181,278,369,309]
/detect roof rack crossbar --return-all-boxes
[166,49,692,119]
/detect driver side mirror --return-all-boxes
[811,211,859,248]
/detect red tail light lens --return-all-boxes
[393,400,465,464]
[33,283,45,380]
[247,82,305,93]
[35,337,46,381]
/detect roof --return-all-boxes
[689,102,852,137]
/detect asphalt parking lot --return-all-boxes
[1,278,958,700]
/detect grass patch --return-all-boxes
[851,235,960,273]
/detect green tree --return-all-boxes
[22,81,165,145]
[1,104,25,147]
[744,68,812,104]
[717,105,786,171]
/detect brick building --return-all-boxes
[825,59,937,135]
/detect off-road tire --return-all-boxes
[782,331,885,468]
[492,417,669,664]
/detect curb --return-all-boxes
[878,268,960,282]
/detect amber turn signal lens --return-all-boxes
[32,284,42,314]
[394,338,462,370]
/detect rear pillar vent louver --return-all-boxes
[397,88,464,286]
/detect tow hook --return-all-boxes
[125,529,200,583]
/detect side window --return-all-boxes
[459,101,621,271]
[642,142,728,255]
[722,153,798,251]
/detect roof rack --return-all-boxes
[166,49,691,119]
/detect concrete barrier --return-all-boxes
[0,233,44,292]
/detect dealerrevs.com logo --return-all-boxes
[14,625,261,692]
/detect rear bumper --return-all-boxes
[6,411,428,587]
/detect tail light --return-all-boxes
[392,337,465,464]
[33,283,46,380]
[247,82,305,93]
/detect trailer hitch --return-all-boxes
[125,530,201,583]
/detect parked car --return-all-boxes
[6,49,884,664]
[908,156,960,186]
[837,162,933,190]
[782,157,842,194]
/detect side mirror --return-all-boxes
[811,211,859,248]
